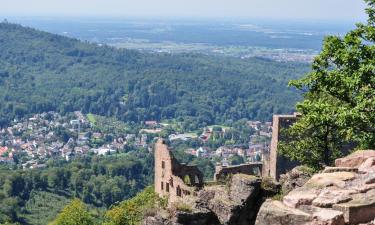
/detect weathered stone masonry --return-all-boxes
[214,163,263,181]
[154,139,204,203]
[264,113,300,180]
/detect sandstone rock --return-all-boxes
[333,189,375,224]
[196,189,215,209]
[207,198,235,224]
[335,150,375,168]
[229,174,261,204]
[323,167,358,173]
[142,215,180,225]
[255,199,311,225]
[279,166,313,194]
[196,174,262,225]
[353,183,375,193]
[310,208,345,225]
[359,157,375,173]
[305,172,356,188]
[255,150,375,225]
[283,188,319,208]
[312,188,356,208]
[365,174,375,184]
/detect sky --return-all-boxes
[0,0,368,21]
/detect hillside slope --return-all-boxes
[0,22,310,126]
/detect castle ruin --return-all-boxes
[154,112,301,203]
[154,139,264,204]
[154,139,204,203]
[263,113,300,180]
[214,162,262,181]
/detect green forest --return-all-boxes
[0,22,309,128]
[0,150,153,224]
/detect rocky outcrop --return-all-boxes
[279,166,313,194]
[335,150,375,167]
[144,174,267,225]
[142,215,178,225]
[255,199,311,225]
[255,150,375,225]
[142,207,221,225]
[196,174,262,225]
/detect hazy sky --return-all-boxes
[1,0,368,21]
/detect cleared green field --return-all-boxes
[87,113,97,125]
[207,125,231,129]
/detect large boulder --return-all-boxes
[255,199,311,225]
[332,189,375,224]
[359,157,375,173]
[309,208,345,225]
[229,174,261,204]
[255,150,375,225]
[196,174,262,225]
[279,166,313,194]
[335,150,375,167]
[142,215,180,225]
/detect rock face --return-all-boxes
[279,166,313,194]
[144,174,266,225]
[256,150,375,225]
[335,150,375,167]
[196,174,262,225]
[255,199,311,225]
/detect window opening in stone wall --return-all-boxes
[195,175,199,184]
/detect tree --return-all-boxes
[51,199,93,225]
[104,186,164,225]
[280,0,375,169]
[4,174,25,198]
[228,154,245,166]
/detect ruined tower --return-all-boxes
[154,139,204,203]
[264,113,300,180]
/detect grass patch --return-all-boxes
[207,125,231,129]
[175,203,192,213]
[87,113,97,125]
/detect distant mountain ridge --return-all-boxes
[0,22,310,126]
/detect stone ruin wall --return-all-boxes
[155,111,301,204]
[214,163,263,181]
[263,113,300,180]
[154,139,204,204]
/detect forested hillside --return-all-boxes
[0,150,153,224]
[0,22,309,127]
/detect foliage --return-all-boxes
[280,0,375,169]
[0,150,153,224]
[183,175,191,185]
[228,154,245,165]
[0,22,309,128]
[104,186,165,225]
[50,199,93,225]
[173,202,192,213]
[21,191,71,225]
[89,114,133,136]
[171,145,215,181]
